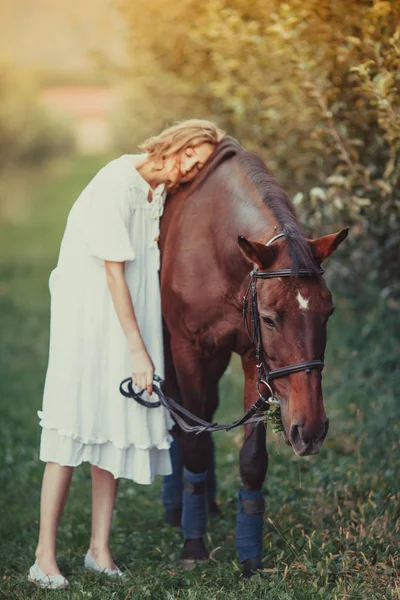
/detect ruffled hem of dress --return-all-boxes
[37,410,172,451]
[40,428,172,484]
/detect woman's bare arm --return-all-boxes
[105,260,154,395]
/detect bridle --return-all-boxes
[119,232,327,434]
[242,232,325,403]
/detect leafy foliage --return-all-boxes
[0,59,74,173]
[118,0,400,302]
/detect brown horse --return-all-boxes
[160,136,348,577]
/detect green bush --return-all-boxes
[119,0,400,302]
[0,59,74,171]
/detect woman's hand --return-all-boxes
[131,348,155,396]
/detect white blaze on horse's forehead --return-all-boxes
[296,291,309,310]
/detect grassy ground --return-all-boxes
[0,156,399,600]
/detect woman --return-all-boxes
[29,119,225,589]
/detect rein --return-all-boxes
[119,232,325,434]
[119,375,276,434]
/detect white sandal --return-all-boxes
[84,550,124,577]
[28,561,69,589]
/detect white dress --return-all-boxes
[38,155,173,484]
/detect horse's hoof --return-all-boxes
[179,538,208,569]
[178,557,206,570]
[242,556,262,579]
[208,501,222,519]
[164,508,182,527]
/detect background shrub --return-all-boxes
[119,0,400,303]
[0,59,74,172]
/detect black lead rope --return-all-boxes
[119,375,163,408]
[119,375,272,435]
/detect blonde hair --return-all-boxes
[139,119,226,161]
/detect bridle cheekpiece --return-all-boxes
[242,232,325,404]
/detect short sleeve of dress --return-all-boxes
[81,163,135,263]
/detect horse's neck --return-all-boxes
[208,178,280,285]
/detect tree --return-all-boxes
[118,0,400,301]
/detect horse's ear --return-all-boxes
[308,227,349,264]
[238,236,278,269]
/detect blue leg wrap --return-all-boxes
[162,437,183,511]
[206,437,217,504]
[182,468,208,539]
[162,437,218,510]
[234,489,265,563]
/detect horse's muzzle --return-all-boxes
[288,418,329,456]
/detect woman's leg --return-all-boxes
[35,462,74,575]
[89,465,119,569]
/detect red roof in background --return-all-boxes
[40,85,117,118]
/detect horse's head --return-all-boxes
[238,227,348,456]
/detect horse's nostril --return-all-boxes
[290,419,329,450]
[289,423,303,445]
[289,418,328,455]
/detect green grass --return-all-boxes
[0,156,399,600]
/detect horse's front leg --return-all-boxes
[179,429,213,567]
[236,422,268,578]
[172,343,230,568]
[171,349,214,568]
[236,354,268,578]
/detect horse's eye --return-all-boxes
[262,316,276,329]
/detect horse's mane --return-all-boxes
[175,135,318,273]
[237,150,319,273]
[180,135,243,193]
